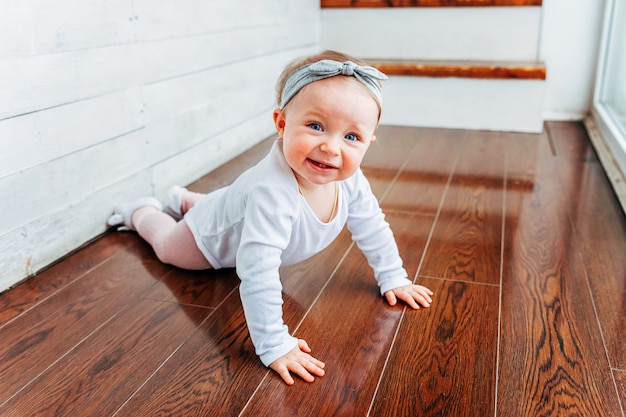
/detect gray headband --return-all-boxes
[279,59,388,109]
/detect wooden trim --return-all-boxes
[321,0,542,7]
[369,59,546,80]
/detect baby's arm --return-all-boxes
[385,284,433,309]
[269,339,326,385]
[343,171,434,310]
[237,186,328,385]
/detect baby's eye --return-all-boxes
[308,123,322,131]
[345,133,359,142]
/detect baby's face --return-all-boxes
[274,76,379,188]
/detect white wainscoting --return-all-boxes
[0,0,320,291]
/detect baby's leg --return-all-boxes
[132,207,212,270]
[165,186,205,220]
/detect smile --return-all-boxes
[307,158,338,170]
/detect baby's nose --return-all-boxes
[320,136,341,155]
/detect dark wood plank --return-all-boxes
[615,370,626,409]
[0,241,171,406]
[362,125,421,197]
[142,267,240,308]
[570,163,626,367]
[497,130,622,416]
[548,121,626,370]
[0,299,211,416]
[369,277,499,416]
[381,127,465,216]
[321,0,542,7]
[112,289,260,417]
[0,232,133,326]
[371,59,546,80]
[240,213,433,415]
[547,121,598,162]
[419,130,505,284]
[188,137,274,193]
[114,230,355,416]
[390,213,437,279]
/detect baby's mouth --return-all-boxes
[308,158,337,169]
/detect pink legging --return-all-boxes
[132,205,212,270]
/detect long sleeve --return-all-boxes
[345,170,412,295]
[236,186,299,367]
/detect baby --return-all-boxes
[108,50,433,385]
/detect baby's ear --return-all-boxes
[369,134,377,144]
[273,109,286,136]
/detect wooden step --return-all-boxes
[321,0,542,7]
[370,59,546,80]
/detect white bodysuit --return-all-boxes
[184,140,411,366]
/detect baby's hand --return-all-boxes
[385,284,433,309]
[269,339,325,385]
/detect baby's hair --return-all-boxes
[275,50,382,112]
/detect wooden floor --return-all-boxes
[1,122,625,416]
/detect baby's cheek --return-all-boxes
[283,142,307,163]
[344,149,366,171]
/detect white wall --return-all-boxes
[321,1,607,122]
[321,6,546,133]
[0,0,320,291]
[321,7,541,61]
[539,0,607,120]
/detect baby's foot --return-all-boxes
[164,185,186,221]
[107,197,162,231]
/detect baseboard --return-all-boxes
[542,111,586,122]
[583,114,626,215]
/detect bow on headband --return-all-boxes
[279,60,388,109]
